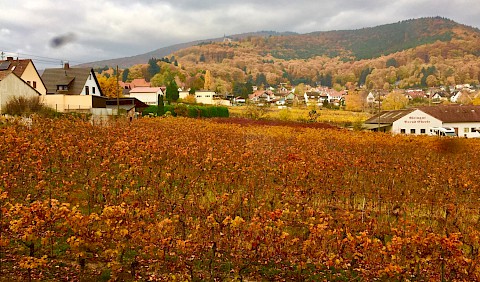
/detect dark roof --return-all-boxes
[106,97,148,109]
[365,105,480,124]
[364,109,415,124]
[42,67,101,95]
[418,105,480,122]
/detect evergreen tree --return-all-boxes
[255,73,267,87]
[122,68,129,82]
[157,94,165,116]
[358,68,372,86]
[166,80,179,103]
[147,58,161,81]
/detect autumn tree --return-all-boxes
[97,75,122,98]
[381,91,409,110]
[426,74,438,87]
[204,70,213,90]
[294,83,306,97]
[345,90,367,111]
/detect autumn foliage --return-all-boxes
[1,117,480,281]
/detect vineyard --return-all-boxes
[1,117,480,281]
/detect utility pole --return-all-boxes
[377,91,381,132]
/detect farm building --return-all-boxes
[364,105,480,137]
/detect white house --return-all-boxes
[126,87,164,105]
[364,105,480,137]
[195,91,230,106]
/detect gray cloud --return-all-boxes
[1,0,479,69]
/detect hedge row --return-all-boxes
[143,104,229,118]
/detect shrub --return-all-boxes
[143,105,228,118]
[3,96,57,117]
[174,104,189,117]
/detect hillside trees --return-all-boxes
[381,91,409,110]
[232,81,253,98]
[111,20,480,96]
[147,58,161,81]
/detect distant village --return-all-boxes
[2,56,480,138]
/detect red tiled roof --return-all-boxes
[0,58,31,77]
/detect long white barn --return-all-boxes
[364,105,480,137]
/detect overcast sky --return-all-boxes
[1,0,480,69]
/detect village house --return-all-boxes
[195,91,230,106]
[304,90,323,105]
[249,90,275,104]
[450,90,476,103]
[431,91,449,103]
[41,63,107,113]
[119,78,151,91]
[366,92,376,104]
[125,87,164,105]
[405,89,427,100]
[364,105,480,137]
[0,57,46,95]
[0,70,41,114]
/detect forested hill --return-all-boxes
[83,17,480,69]
[277,17,477,60]
[93,17,480,96]
[79,31,296,68]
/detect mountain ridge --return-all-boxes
[78,31,297,68]
[79,17,480,69]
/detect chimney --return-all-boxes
[64,62,70,69]
[7,57,13,61]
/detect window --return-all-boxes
[89,74,92,80]
[92,87,95,94]
[421,129,426,134]
[85,86,90,95]
[33,81,37,88]
[410,129,416,134]
[464,128,470,133]
[400,129,406,134]
[27,81,31,85]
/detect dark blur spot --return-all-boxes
[50,33,76,48]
